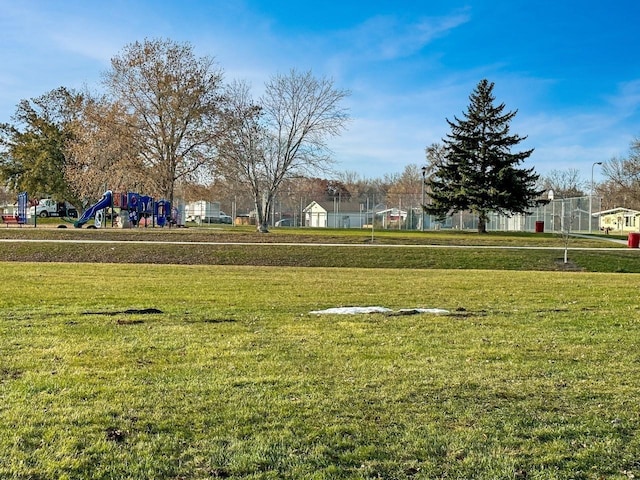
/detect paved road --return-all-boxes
[569,233,628,246]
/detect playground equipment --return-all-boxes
[73,190,174,229]
[1,192,28,226]
[74,191,113,228]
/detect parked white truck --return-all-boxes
[185,201,232,224]
[30,198,78,218]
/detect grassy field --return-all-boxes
[0,223,629,246]
[1,259,640,479]
[0,225,638,272]
[1,228,639,478]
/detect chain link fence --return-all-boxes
[211,194,601,233]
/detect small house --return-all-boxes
[376,208,408,229]
[303,200,369,228]
[593,207,640,233]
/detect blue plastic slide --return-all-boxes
[74,191,113,228]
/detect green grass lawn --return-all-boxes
[0,226,638,272]
[2,262,640,479]
[0,224,627,248]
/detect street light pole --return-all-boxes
[589,161,603,234]
[421,166,427,231]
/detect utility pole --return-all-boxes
[589,161,602,233]
[421,166,427,231]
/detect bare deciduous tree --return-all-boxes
[599,139,640,209]
[336,170,378,201]
[387,164,422,205]
[424,142,447,178]
[66,96,148,203]
[103,38,224,204]
[217,71,349,232]
[539,168,586,199]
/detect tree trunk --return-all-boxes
[254,191,271,233]
[477,212,488,233]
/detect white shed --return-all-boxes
[303,200,369,228]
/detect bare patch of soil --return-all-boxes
[555,258,584,271]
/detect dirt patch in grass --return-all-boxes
[554,258,584,271]
[105,427,128,443]
[116,319,146,325]
[83,308,163,316]
[0,368,23,382]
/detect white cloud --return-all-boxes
[337,10,470,62]
[606,79,640,118]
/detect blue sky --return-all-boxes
[1,1,639,181]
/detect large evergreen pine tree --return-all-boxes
[425,79,545,233]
